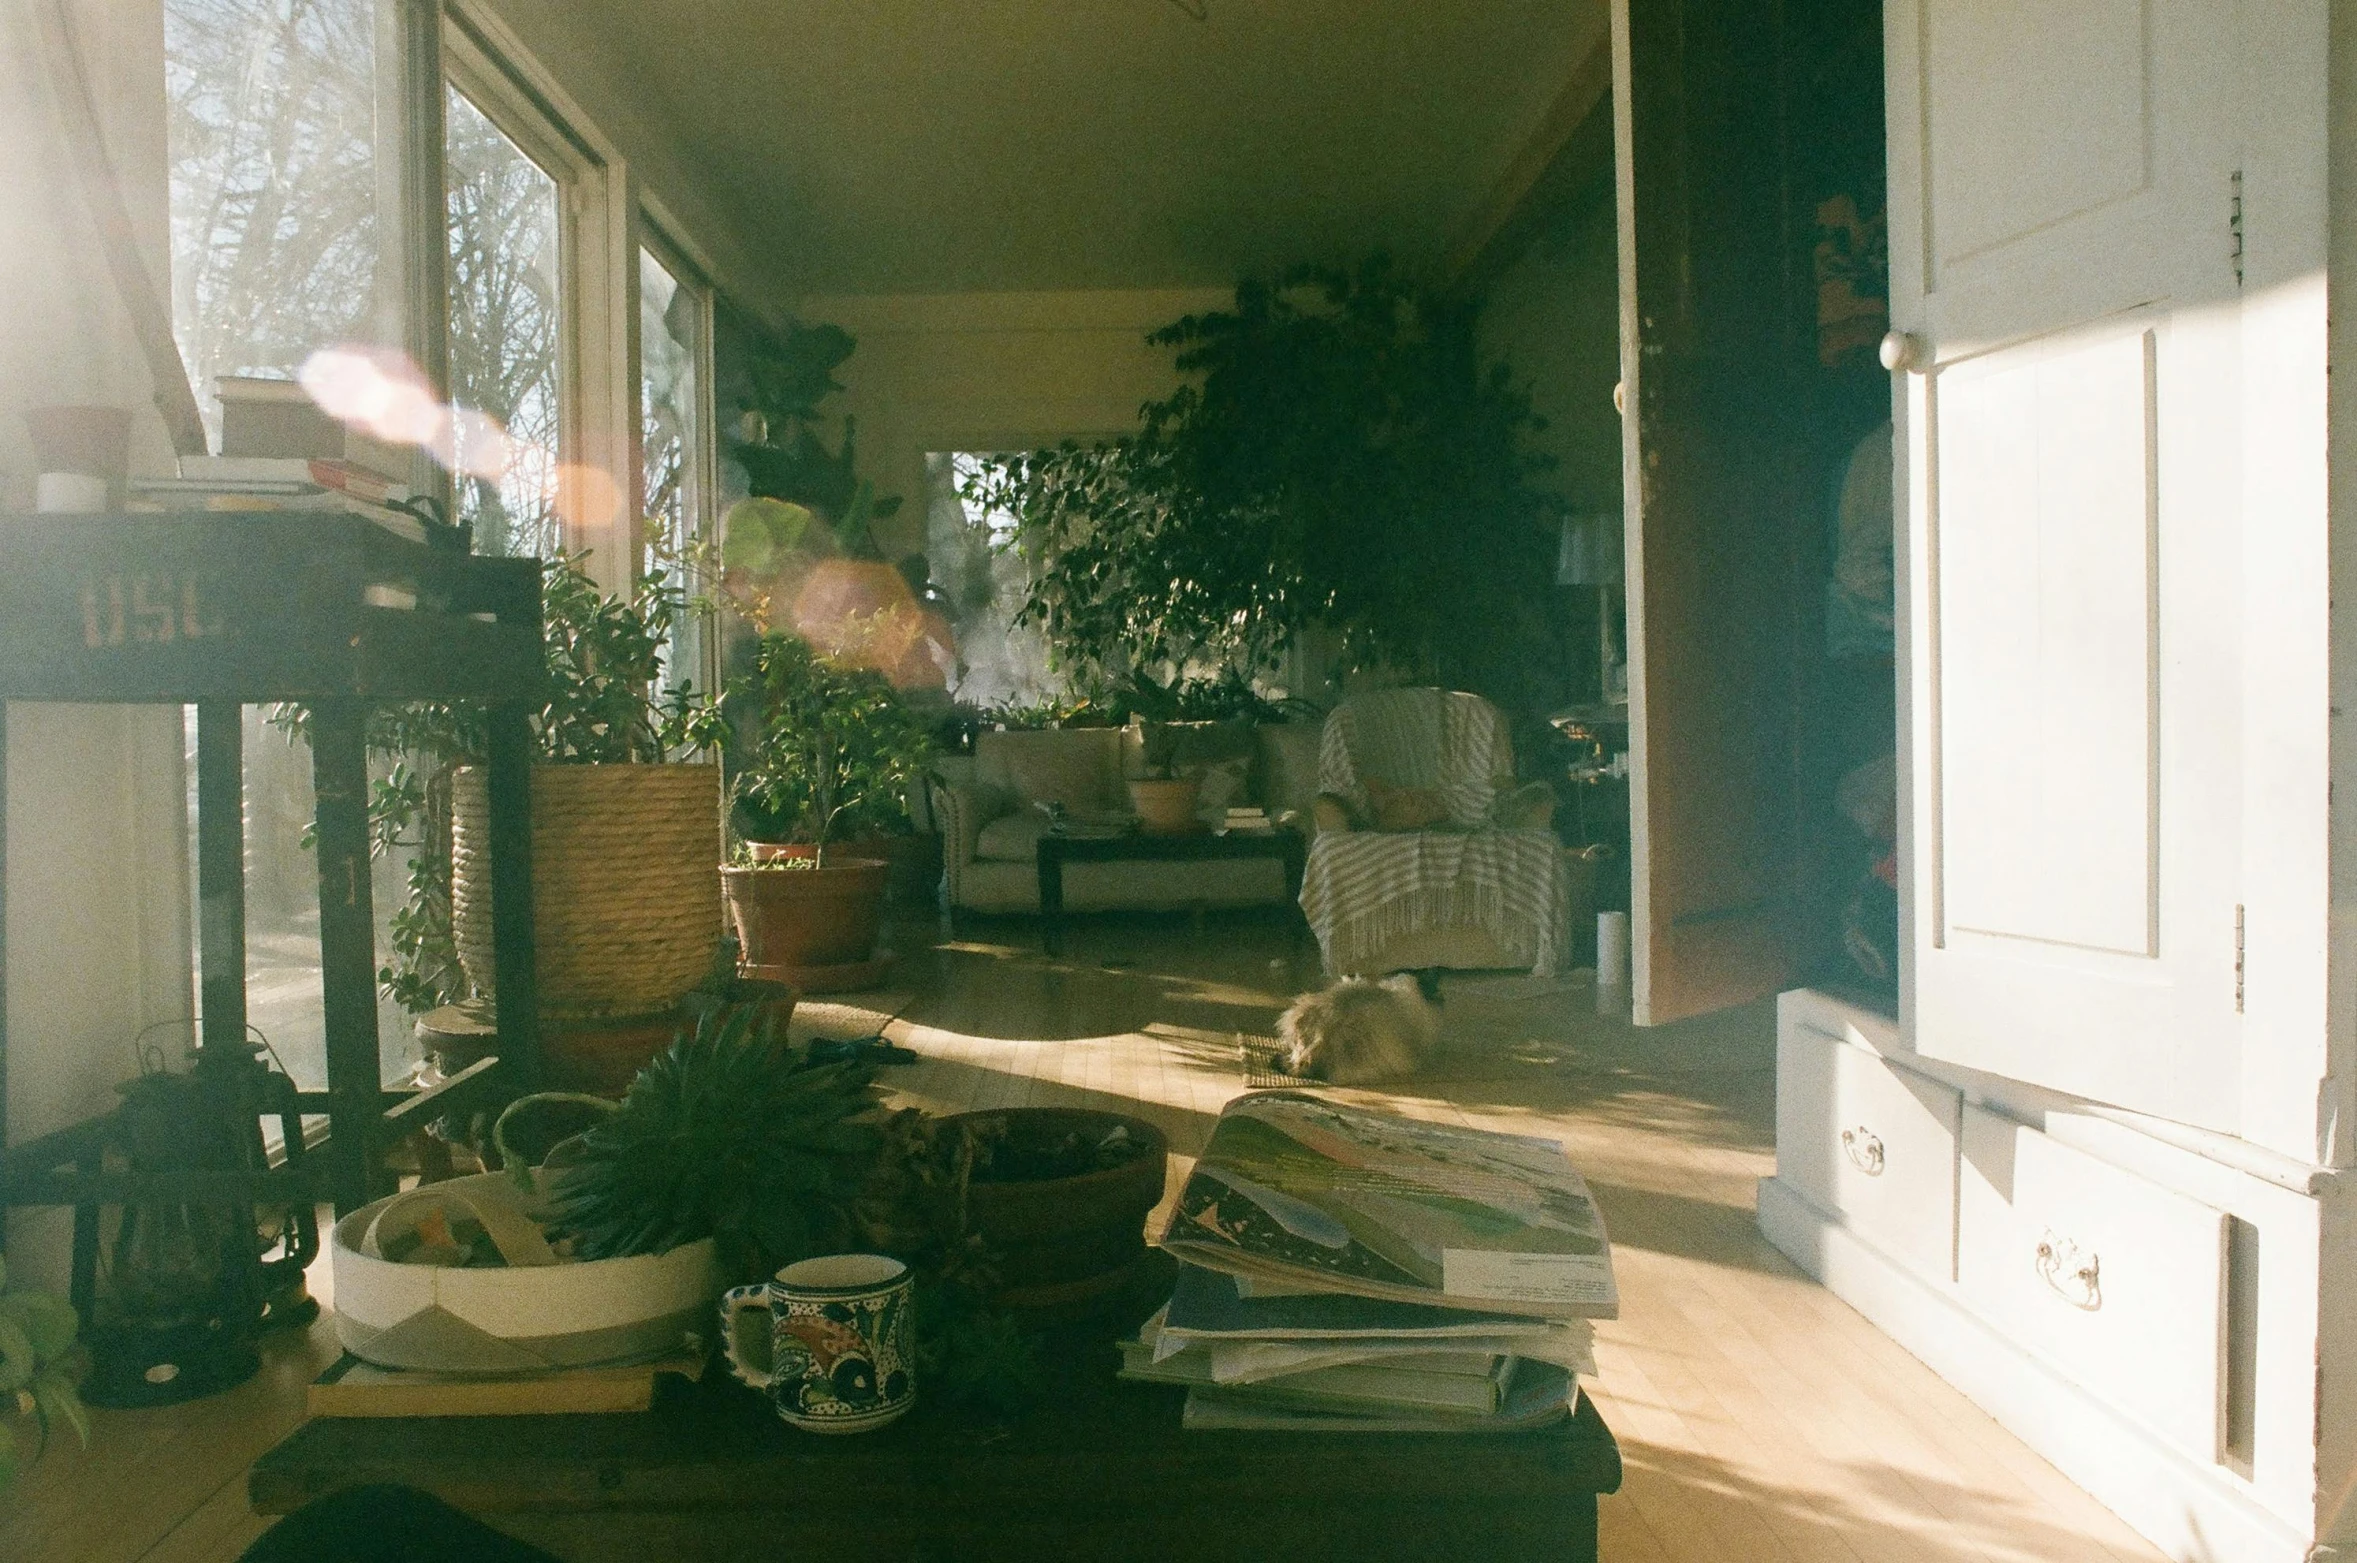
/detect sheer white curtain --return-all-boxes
[0,0,196,1287]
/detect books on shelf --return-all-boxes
[1133,1094,1618,1434]
[1157,1091,1619,1320]
[130,456,434,546]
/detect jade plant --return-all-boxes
[0,1255,88,1489]
[726,631,936,862]
[273,550,727,1011]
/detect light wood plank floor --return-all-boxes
[0,908,2168,1562]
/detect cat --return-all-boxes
[1276,971,1442,1085]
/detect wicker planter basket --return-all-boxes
[452,762,722,1021]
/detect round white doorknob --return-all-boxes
[1612,380,1627,416]
[1879,331,1929,373]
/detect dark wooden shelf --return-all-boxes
[0,511,545,1240]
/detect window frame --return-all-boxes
[633,212,721,697]
[440,0,634,588]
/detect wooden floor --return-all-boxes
[0,907,2169,1562]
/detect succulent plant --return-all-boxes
[519,1004,889,1278]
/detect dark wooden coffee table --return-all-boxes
[249,1337,1621,1562]
[1037,826,1309,955]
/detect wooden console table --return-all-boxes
[1037,827,1309,956]
[251,1341,1623,1562]
[0,513,545,1250]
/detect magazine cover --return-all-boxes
[1157,1093,1618,1319]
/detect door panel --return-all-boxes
[1936,324,2156,957]
[1891,0,2244,1127]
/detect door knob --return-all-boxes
[1879,331,1929,373]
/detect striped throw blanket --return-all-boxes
[1301,690,1570,977]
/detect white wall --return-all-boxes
[1473,183,1623,519]
[794,288,1228,561]
[0,0,194,1287]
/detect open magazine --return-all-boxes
[1157,1093,1618,1320]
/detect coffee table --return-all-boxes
[1036,826,1309,956]
[250,1338,1622,1562]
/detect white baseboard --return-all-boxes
[1757,1175,2313,1563]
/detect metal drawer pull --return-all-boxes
[2035,1230,2102,1310]
[1840,1127,1885,1176]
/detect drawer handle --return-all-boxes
[1840,1127,1885,1176]
[2034,1230,2102,1310]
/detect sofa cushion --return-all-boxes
[1366,778,1451,832]
[975,808,1053,864]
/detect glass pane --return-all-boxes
[446,84,563,560]
[165,0,386,446]
[166,0,413,1090]
[639,247,699,571]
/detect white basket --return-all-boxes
[329,1173,721,1375]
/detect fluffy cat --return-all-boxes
[1276,972,1441,1085]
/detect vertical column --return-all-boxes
[388,0,452,514]
[194,702,247,1055]
[485,702,539,1092]
[309,701,381,1213]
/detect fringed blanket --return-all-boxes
[1303,690,1570,977]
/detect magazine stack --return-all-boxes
[1124,1091,1618,1432]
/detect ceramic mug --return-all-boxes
[720,1253,916,1434]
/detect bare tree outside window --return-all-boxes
[445,84,562,560]
[165,0,384,440]
[165,0,415,1090]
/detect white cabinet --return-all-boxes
[1777,1012,1960,1282]
[1956,1106,2228,1462]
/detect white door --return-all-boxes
[1891,0,2253,1129]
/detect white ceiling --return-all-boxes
[585,0,1610,298]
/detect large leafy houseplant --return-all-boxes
[967,255,1567,713]
[727,318,902,555]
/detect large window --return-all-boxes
[164,0,389,442]
[444,82,564,560]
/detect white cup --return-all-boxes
[1596,911,1630,989]
[36,472,109,513]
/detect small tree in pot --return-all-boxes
[722,632,936,988]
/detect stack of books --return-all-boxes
[131,454,440,547]
[1217,805,1272,834]
[1128,1091,1617,1432]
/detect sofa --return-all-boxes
[932,720,1325,916]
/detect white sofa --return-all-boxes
[932,721,1324,916]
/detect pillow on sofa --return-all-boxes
[993,731,1121,815]
[975,808,1053,864]
[1365,778,1450,832]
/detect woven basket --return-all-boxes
[451,763,722,1020]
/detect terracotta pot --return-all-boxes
[721,857,889,971]
[945,1108,1170,1318]
[1128,777,1203,834]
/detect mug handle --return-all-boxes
[718,1285,776,1389]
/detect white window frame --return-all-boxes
[633,209,722,697]
[440,0,633,590]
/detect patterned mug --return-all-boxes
[720,1253,916,1434]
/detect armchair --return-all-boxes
[1299,688,1570,977]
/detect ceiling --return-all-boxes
[581,0,1610,298]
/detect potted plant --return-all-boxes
[721,631,936,989]
[0,1255,88,1489]
[445,556,731,1044]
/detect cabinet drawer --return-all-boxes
[1958,1107,2226,1459]
[1777,1025,1961,1279]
